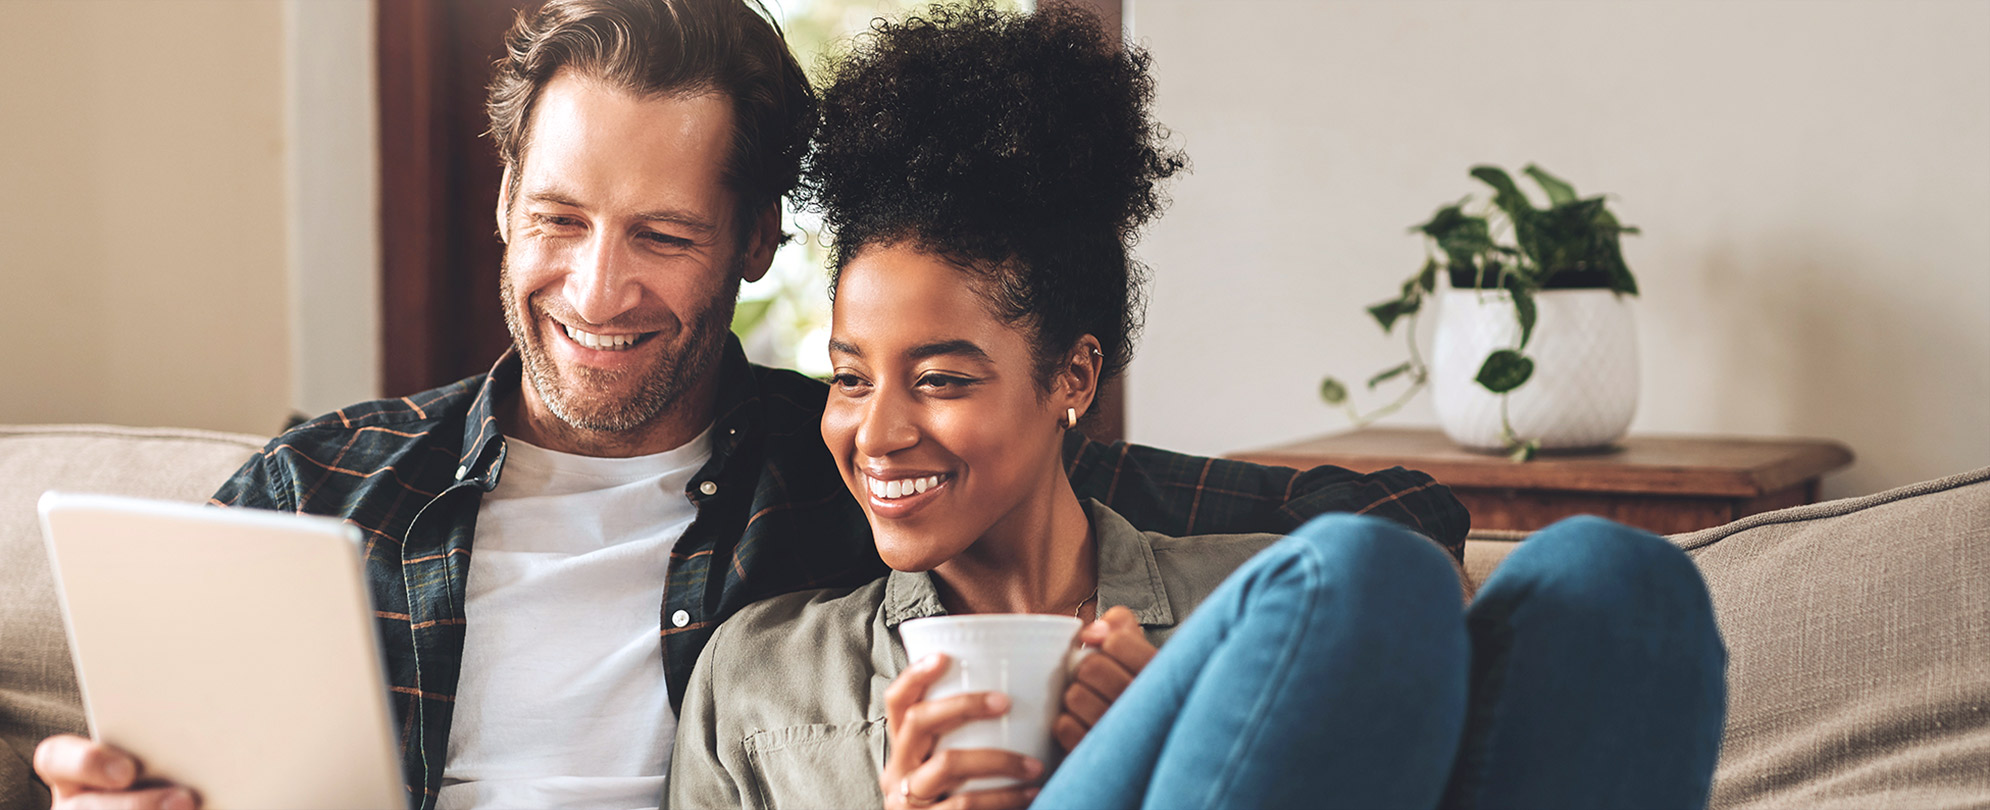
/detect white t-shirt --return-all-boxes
[437,429,712,810]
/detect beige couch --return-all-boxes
[3,424,1985,809]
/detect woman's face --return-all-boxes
[822,244,1072,571]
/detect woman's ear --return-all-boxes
[1058,335,1104,424]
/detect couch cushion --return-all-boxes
[1677,466,1990,810]
[0,424,264,807]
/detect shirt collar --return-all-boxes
[452,336,760,490]
[454,351,519,488]
[880,499,1178,629]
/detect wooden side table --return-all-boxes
[1227,428,1854,536]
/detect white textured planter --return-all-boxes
[1429,287,1639,451]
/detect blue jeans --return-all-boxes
[1033,514,1726,810]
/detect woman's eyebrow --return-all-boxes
[907,339,990,362]
[826,338,992,362]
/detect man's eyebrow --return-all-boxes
[523,189,583,209]
[632,208,718,234]
[522,189,717,234]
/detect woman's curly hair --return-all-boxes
[795,0,1187,387]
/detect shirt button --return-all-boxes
[454,465,468,480]
[671,610,691,627]
[698,481,718,496]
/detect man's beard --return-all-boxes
[498,259,741,434]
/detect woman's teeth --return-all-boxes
[868,475,944,500]
[565,325,640,351]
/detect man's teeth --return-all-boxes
[868,475,944,500]
[564,325,640,351]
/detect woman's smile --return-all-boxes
[862,470,953,517]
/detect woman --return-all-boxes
[668,4,1726,809]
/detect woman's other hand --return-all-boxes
[1055,606,1156,752]
[881,653,1043,809]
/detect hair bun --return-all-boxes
[801,1,1185,249]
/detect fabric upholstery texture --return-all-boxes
[1677,466,1990,810]
[0,425,264,810]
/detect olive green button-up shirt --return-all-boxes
[667,500,1282,810]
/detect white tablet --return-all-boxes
[38,492,404,810]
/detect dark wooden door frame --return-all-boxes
[375,0,1127,443]
[376,0,530,399]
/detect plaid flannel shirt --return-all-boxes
[210,337,1467,809]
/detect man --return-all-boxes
[32,1,1468,808]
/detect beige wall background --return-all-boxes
[0,0,378,438]
[1126,0,1990,499]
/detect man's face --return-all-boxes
[498,70,768,442]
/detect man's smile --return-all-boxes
[560,323,658,352]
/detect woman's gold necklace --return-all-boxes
[1073,586,1100,619]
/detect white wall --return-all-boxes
[1127,0,1990,499]
[0,1,290,435]
[285,0,382,418]
[0,0,379,437]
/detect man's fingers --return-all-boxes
[35,735,137,792]
[64,785,198,810]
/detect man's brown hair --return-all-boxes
[486,0,815,231]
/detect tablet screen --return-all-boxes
[40,492,405,810]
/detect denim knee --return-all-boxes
[1485,515,1721,654]
[1275,513,1469,611]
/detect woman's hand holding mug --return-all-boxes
[881,653,1043,810]
[1055,606,1157,752]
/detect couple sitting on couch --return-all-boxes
[33,2,1725,809]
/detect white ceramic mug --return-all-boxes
[897,613,1086,792]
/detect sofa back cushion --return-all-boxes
[1678,466,1990,810]
[0,425,263,809]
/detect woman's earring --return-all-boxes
[1065,407,1079,429]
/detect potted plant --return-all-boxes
[1321,164,1642,461]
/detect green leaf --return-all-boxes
[1367,296,1418,334]
[1366,362,1414,390]
[1588,205,1641,295]
[1415,202,1472,239]
[1320,376,1349,405]
[1417,258,1439,292]
[1475,350,1534,394]
[730,298,774,340]
[1470,165,1535,218]
[1523,164,1578,206]
[1511,287,1538,349]
[1507,439,1539,463]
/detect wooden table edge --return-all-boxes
[1227,432,1855,498]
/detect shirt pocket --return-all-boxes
[743,720,888,809]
